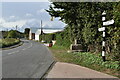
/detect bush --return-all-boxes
[7,30,24,38]
[73,52,119,70]
[39,33,55,43]
[55,32,71,47]
[0,38,20,48]
[7,30,17,38]
[39,31,71,48]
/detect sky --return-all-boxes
[0,1,66,32]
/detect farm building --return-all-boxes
[29,28,63,41]
[29,28,38,40]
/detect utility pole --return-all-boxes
[6,29,8,31]
[41,20,43,35]
[16,25,18,31]
[40,20,44,42]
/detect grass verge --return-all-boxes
[0,38,21,48]
[49,45,120,78]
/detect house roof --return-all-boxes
[43,29,63,33]
[30,28,63,35]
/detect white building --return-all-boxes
[29,28,38,40]
[29,28,63,41]
[35,29,41,41]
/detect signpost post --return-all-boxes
[98,11,114,62]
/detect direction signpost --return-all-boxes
[98,11,114,62]
[103,19,114,26]
[98,27,105,32]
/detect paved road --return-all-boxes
[2,40,54,78]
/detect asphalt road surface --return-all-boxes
[2,40,54,78]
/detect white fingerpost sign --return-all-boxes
[98,11,114,62]
[103,19,114,26]
[98,27,105,32]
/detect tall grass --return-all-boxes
[0,38,20,48]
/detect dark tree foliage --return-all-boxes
[47,2,120,61]
[7,30,24,38]
[1,31,8,38]
[24,28,30,39]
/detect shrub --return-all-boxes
[39,33,55,43]
[0,38,20,48]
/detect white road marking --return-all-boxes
[22,43,33,51]
[8,50,19,55]
[22,48,26,50]
[7,42,33,55]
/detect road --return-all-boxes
[1,40,54,78]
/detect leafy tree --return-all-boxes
[7,30,18,38]
[1,31,8,38]
[7,30,24,38]
[24,28,30,39]
[111,2,120,61]
[47,2,120,61]
[24,28,30,34]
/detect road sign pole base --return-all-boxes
[102,56,106,62]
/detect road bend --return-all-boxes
[2,40,54,78]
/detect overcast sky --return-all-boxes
[0,2,66,32]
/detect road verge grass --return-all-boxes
[49,45,120,78]
[0,38,21,48]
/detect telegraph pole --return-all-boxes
[6,29,8,31]
[41,20,43,35]
[16,25,18,31]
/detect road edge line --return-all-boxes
[40,61,57,80]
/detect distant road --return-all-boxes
[2,40,54,78]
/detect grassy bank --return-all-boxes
[0,38,21,48]
[49,45,120,78]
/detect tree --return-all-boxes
[1,31,8,38]
[110,2,120,61]
[7,30,17,38]
[24,28,30,39]
[47,2,120,60]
